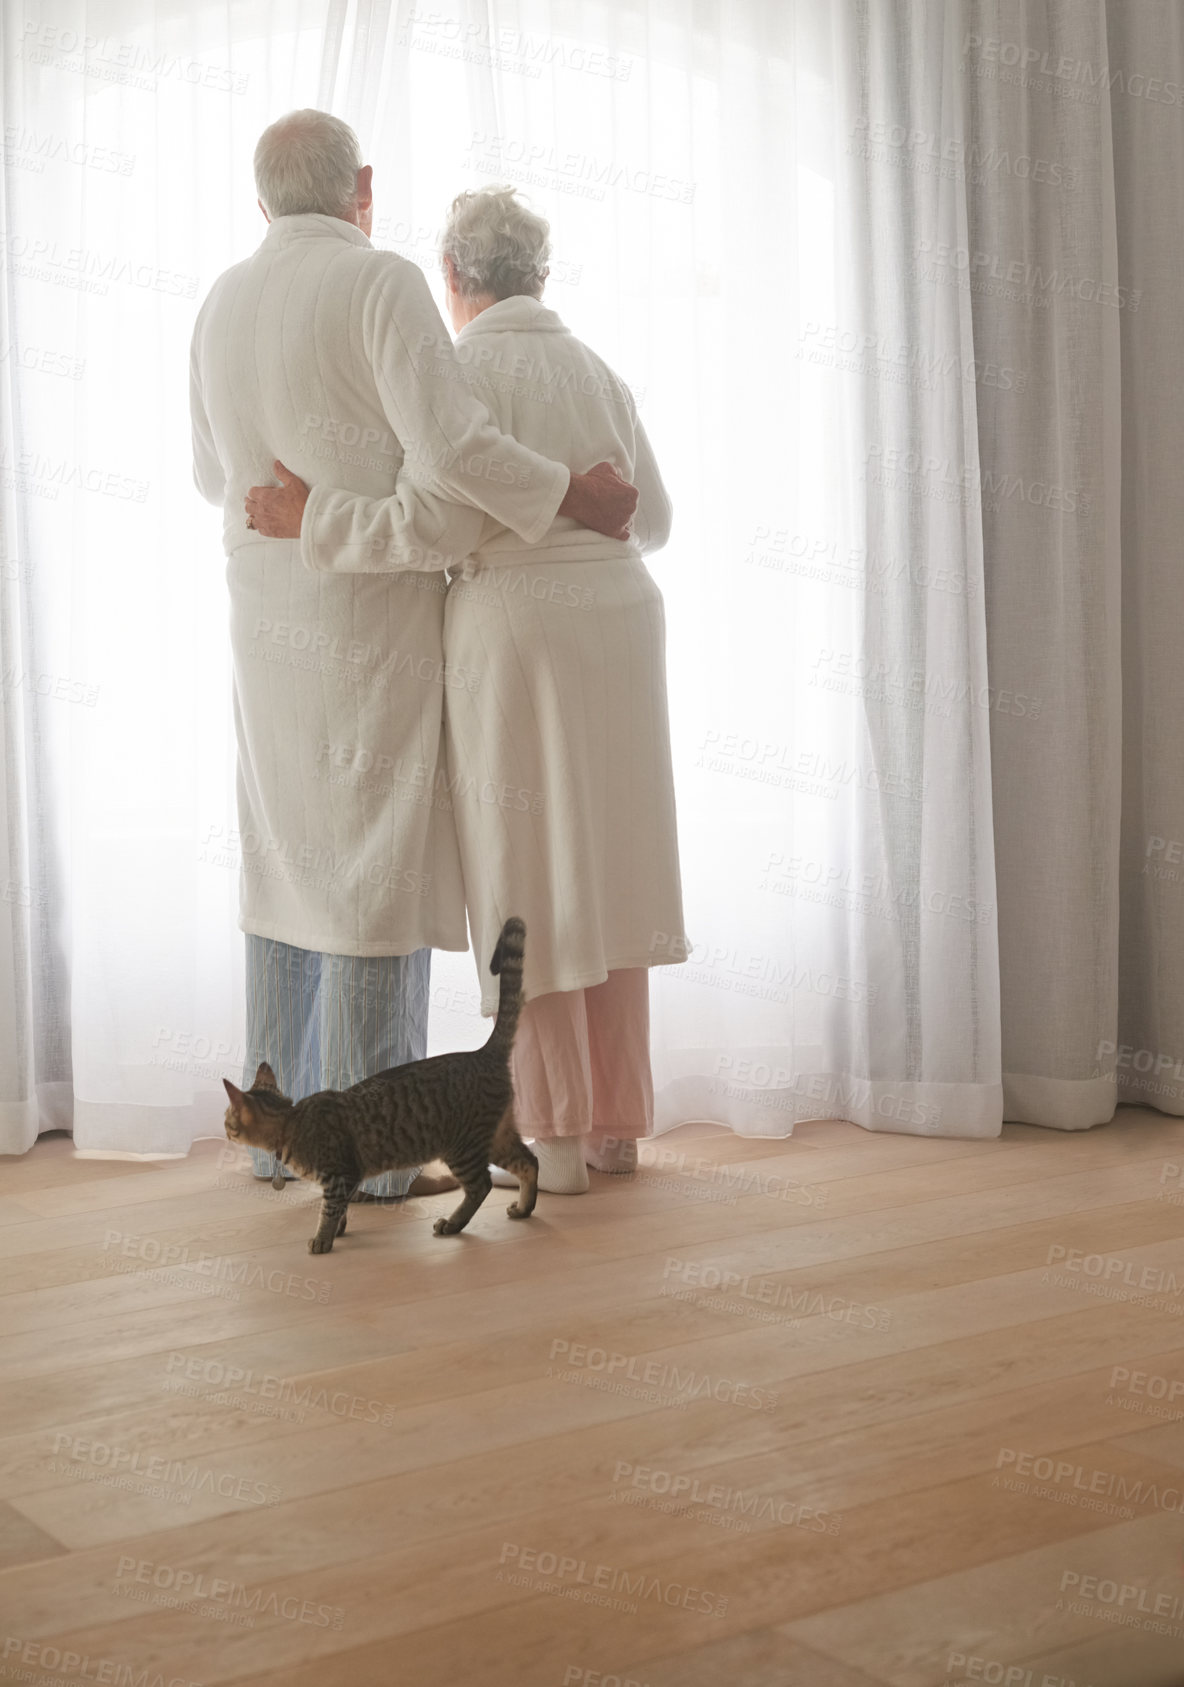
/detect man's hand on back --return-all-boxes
[558,462,639,542]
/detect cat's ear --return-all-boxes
[223,1078,257,1125]
[253,1061,278,1091]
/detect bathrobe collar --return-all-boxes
[259,213,373,250]
[457,296,570,339]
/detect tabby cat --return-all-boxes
[222,917,537,1252]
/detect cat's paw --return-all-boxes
[506,1202,528,1220]
[336,1215,348,1236]
[433,1216,460,1236]
[308,1235,334,1253]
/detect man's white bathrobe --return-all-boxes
[300,295,686,1011]
[190,215,570,957]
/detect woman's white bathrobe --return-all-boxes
[301,295,686,1012]
[190,216,572,958]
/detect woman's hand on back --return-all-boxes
[245,461,310,538]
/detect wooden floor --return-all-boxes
[3,1110,1184,1686]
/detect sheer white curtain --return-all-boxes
[1,0,1178,1158]
[0,0,339,1155]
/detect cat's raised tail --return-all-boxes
[487,917,526,1054]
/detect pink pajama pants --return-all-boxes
[510,968,653,1142]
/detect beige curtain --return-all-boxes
[965,0,1184,1125]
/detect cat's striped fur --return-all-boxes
[222,918,537,1252]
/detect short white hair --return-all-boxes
[441,185,550,300]
[254,110,362,219]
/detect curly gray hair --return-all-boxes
[441,185,551,300]
[254,110,362,220]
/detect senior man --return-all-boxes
[191,109,637,1200]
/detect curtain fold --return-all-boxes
[962,0,1124,1129]
[0,0,1179,1156]
[961,0,1184,1127]
[1106,0,1184,1121]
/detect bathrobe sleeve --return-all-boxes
[189,318,225,506]
[364,261,569,546]
[629,412,673,555]
[588,352,672,554]
[299,376,673,577]
[300,477,487,576]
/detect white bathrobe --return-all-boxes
[300,295,686,1011]
[190,216,570,957]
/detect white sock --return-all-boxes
[585,1136,639,1174]
[533,1135,590,1195]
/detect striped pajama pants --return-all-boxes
[242,936,431,1199]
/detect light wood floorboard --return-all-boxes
[2,1110,1183,1685]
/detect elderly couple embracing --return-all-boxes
[190,110,685,1201]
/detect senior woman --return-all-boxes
[246,185,685,1194]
